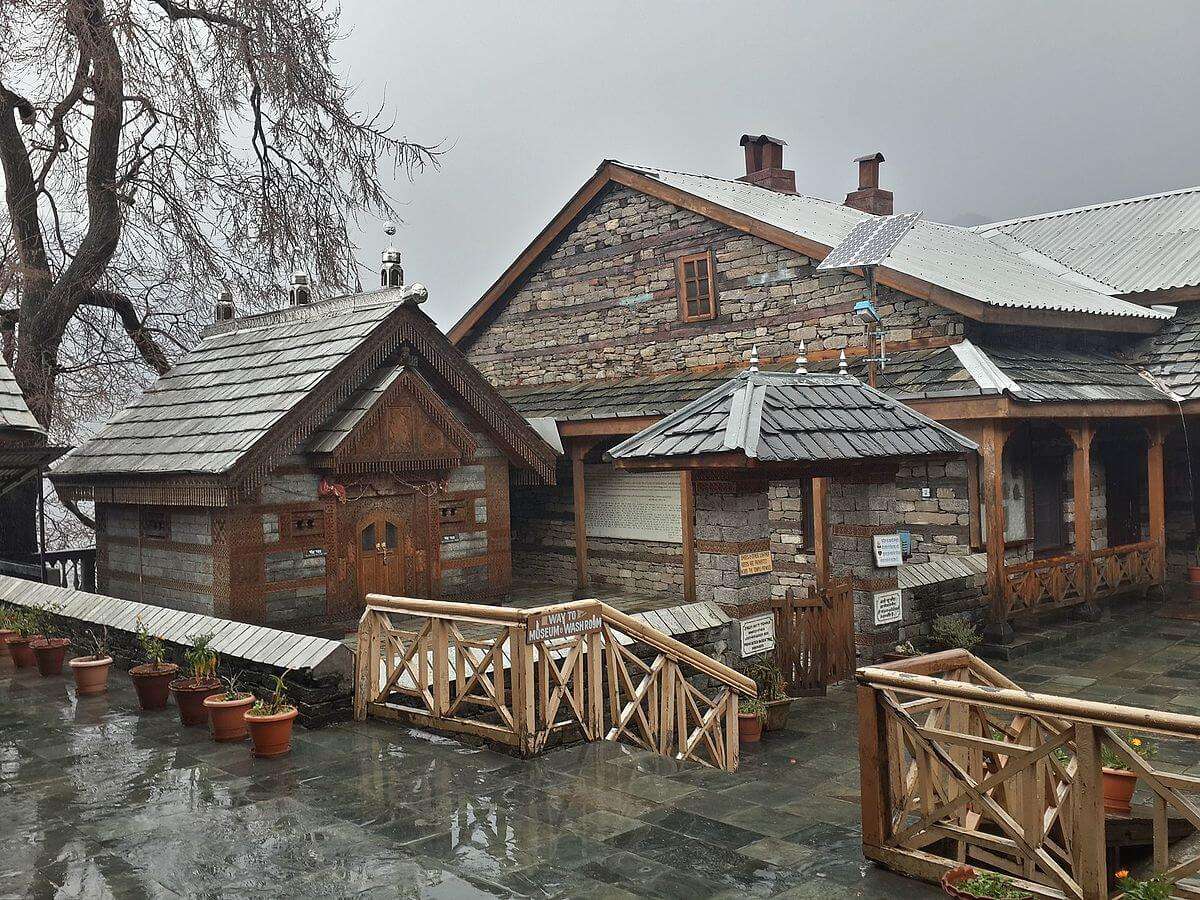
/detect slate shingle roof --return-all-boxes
[502,370,732,421]
[1127,303,1200,400]
[0,358,43,435]
[608,370,977,464]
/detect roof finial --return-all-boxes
[838,349,848,375]
[795,340,807,374]
[749,345,759,372]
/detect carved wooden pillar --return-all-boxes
[981,422,1011,641]
[1069,420,1098,618]
[1147,421,1167,585]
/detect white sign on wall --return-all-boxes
[737,613,776,658]
[873,589,903,626]
[583,466,682,544]
[873,533,904,568]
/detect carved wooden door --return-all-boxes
[357,514,407,599]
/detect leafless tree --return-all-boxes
[0,0,438,446]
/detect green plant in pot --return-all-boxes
[748,659,794,732]
[1115,871,1173,900]
[204,672,257,743]
[245,672,299,758]
[129,616,179,710]
[941,867,1033,899]
[29,602,70,677]
[1189,537,1200,601]
[68,628,114,696]
[930,615,981,653]
[737,696,767,746]
[1101,733,1156,816]
[0,606,19,660]
[169,633,223,726]
[6,607,45,669]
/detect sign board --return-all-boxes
[738,550,773,577]
[737,613,776,658]
[583,466,682,543]
[873,533,903,568]
[526,605,602,644]
[873,589,903,626]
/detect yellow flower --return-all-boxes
[1116,870,1129,879]
[1131,738,1143,747]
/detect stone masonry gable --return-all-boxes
[464,184,964,389]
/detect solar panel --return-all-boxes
[817,211,922,270]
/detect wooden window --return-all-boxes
[289,510,324,540]
[141,508,169,541]
[676,250,717,322]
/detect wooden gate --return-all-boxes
[773,575,855,694]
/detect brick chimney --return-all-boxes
[844,152,893,216]
[215,289,235,323]
[737,134,796,193]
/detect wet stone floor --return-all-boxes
[3,604,1200,898]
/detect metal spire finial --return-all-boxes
[795,341,807,374]
[838,349,848,375]
[749,345,759,372]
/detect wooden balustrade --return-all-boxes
[1001,541,1161,621]
[353,594,756,771]
[858,650,1200,899]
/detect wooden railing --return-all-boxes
[353,594,757,771]
[1002,540,1161,620]
[858,650,1200,899]
[773,576,855,694]
[0,547,96,590]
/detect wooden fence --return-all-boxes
[1002,540,1162,620]
[773,576,855,694]
[353,595,757,772]
[858,649,1200,899]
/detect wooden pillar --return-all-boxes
[1147,422,1167,584]
[1070,421,1097,615]
[857,683,893,849]
[1073,723,1108,899]
[680,471,696,603]
[570,442,591,599]
[981,422,1011,640]
[812,476,829,590]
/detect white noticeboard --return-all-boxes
[873,589,903,626]
[873,533,903,568]
[738,613,776,658]
[584,466,682,543]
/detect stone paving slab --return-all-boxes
[6,600,1200,897]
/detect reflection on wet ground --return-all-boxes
[4,604,1199,897]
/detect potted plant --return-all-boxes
[244,672,299,758]
[737,696,767,745]
[930,615,982,652]
[204,673,256,742]
[1189,539,1200,601]
[941,866,1032,898]
[0,606,18,658]
[881,639,921,663]
[748,660,794,732]
[68,629,114,696]
[1102,734,1156,815]
[1115,870,1173,899]
[129,616,179,710]
[170,633,222,726]
[30,603,70,677]
[6,608,43,669]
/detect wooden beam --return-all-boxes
[1147,422,1167,582]
[680,470,696,603]
[858,684,893,847]
[981,422,1010,631]
[557,416,660,438]
[813,476,830,590]
[1069,421,1095,608]
[1072,723,1108,898]
[571,442,592,596]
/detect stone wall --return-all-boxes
[463,184,965,387]
[895,460,973,561]
[767,479,816,602]
[694,477,770,613]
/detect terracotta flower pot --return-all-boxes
[246,707,299,758]
[69,655,114,695]
[7,634,42,669]
[1189,565,1200,601]
[129,663,180,710]
[738,712,763,745]
[170,678,223,726]
[31,638,70,677]
[1102,767,1138,815]
[763,699,794,732]
[204,693,256,742]
[0,629,15,659]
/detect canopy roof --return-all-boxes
[0,358,43,436]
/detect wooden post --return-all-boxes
[510,627,536,756]
[857,683,893,849]
[723,688,740,773]
[1072,723,1108,899]
[981,422,1011,641]
[1147,422,1167,584]
[430,618,448,718]
[586,630,603,740]
[352,611,375,721]
[812,476,829,590]
[681,471,696,603]
[1070,421,1097,615]
[571,442,590,599]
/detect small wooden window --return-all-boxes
[677,251,717,322]
[290,510,323,539]
[141,508,169,541]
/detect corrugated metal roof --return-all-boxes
[609,370,977,464]
[973,185,1200,295]
[0,358,44,435]
[620,164,1171,321]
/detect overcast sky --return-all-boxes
[337,0,1200,331]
